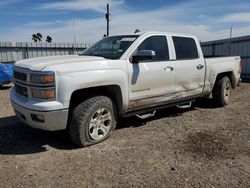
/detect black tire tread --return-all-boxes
[69,96,116,147]
[212,76,231,107]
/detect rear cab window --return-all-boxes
[172,36,199,60]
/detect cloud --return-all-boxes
[41,0,124,13]
[24,20,64,28]
[0,0,19,6]
[1,0,250,43]
[221,12,250,23]
[0,18,105,43]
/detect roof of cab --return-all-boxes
[112,31,198,39]
[140,31,198,38]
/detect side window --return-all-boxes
[137,36,169,61]
[173,36,199,60]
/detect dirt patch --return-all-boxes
[1,83,250,187]
[183,131,231,160]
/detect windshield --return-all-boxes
[80,35,139,59]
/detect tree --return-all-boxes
[46,36,52,43]
[32,34,37,42]
[36,33,42,42]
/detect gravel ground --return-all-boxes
[0,84,250,187]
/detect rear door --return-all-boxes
[171,36,205,99]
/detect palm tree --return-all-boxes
[32,34,37,42]
[36,33,42,42]
[46,36,52,43]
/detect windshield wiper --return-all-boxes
[79,53,106,58]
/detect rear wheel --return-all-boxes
[69,96,117,147]
[212,76,231,107]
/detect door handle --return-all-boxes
[196,64,204,70]
[164,66,174,71]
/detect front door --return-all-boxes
[127,35,175,110]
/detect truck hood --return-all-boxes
[14,55,106,71]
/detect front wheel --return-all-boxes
[212,76,231,107]
[69,96,117,147]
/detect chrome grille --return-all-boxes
[15,84,28,98]
[13,67,56,100]
[13,71,27,82]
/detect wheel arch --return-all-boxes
[213,71,236,89]
[69,85,124,116]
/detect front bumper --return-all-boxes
[11,87,69,131]
[12,101,68,131]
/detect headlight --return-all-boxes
[31,72,55,85]
[31,87,55,100]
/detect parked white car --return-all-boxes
[11,32,241,147]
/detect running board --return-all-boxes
[136,110,156,119]
[177,102,192,109]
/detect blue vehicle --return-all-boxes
[0,63,13,86]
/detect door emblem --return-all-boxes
[132,88,151,93]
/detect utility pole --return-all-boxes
[105,3,110,36]
[73,20,77,54]
[73,20,77,44]
[228,27,233,56]
[229,27,233,39]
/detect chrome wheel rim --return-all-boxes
[224,81,231,102]
[89,107,112,140]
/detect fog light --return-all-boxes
[31,114,45,123]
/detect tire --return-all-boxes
[69,96,117,147]
[212,76,231,107]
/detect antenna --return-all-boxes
[134,29,140,33]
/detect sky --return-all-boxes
[0,0,250,43]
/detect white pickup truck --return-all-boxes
[11,32,241,147]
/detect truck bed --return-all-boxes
[202,56,241,95]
